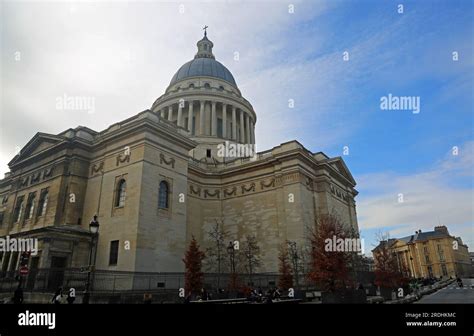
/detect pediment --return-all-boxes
[327,157,356,186]
[9,133,65,166]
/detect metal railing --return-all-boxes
[0,269,282,294]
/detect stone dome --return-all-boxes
[168,31,237,88]
[169,58,237,87]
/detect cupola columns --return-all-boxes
[211,101,217,136]
[232,106,237,141]
[187,101,194,133]
[222,104,227,138]
[199,101,206,136]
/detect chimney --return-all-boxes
[434,226,449,234]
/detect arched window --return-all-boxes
[116,179,126,207]
[204,83,211,89]
[158,181,169,209]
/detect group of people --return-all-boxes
[12,286,76,304]
[185,286,285,304]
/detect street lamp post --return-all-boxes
[227,241,235,274]
[83,215,99,304]
[227,241,236,290]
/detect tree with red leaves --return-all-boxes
[308,214,352,292]
[183,236,206,296]
[278,243,293,290]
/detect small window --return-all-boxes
[0,212,4,227]
[37,189,49,217]
[206,149,212,158]
[219,85,225,91]
[204,83,211,89]
[109,240,119,266]
[189,83,195,89]
[158,181,169,209]
[115,179,126,207]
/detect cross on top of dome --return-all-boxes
[195,26,215,59]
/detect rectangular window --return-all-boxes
[109,240,119,266]
[427,266,433,278]
[37,189,49,217]
[0,212,4,227]
[13,196,25,222]
[25,192,36,220]
[206,149,212,158]
[441,264,448,276]
[425,255,430,263]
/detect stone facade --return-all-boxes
[372,226,473,279]
[0,33,359,283]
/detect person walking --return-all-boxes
[13,286,24,304]
[52,287,63,304]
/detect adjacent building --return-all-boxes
[372,226,472,279]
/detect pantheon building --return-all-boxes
[0,32,359,287]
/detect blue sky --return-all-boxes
[1,0,473,252]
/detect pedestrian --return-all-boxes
[52,287,63,304]
[66,289,75,304]
[13,286,24,304]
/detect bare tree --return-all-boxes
[373,231,408,289]
[205,220,229,289]
[242,235,261,286]
[287,241,301,288]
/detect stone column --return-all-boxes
[239,109,245,143]
[177,101,183,127]
[246,114,251,144]
[168,105,173,122]
[222,103,227,138]
[187,101,194,133]
[232,106,237,141]
[160,109,165,119]
[199,100,205,135]
[250,120,255,144]
[211,101,217,136]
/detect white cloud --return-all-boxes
[357,141,474,248]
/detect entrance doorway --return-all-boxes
[47,256,67,291]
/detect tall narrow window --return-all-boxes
[37,189,49,217]
[158,181,169,209]
[25,192,36,220]
[115,179,126,207]
[13,196,24,222]
[109,240,119,266]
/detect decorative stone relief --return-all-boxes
[20,176,29,187]
[241,182,256,194]
[43,166,54,178]
[260,178,275,189]
[223,187,237,197]
[160,153,175,169]
[31,172,41,183]
[91,162,104,175]
[116,153,130,166]
[204,189,220,199]
[189,185,201,196]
